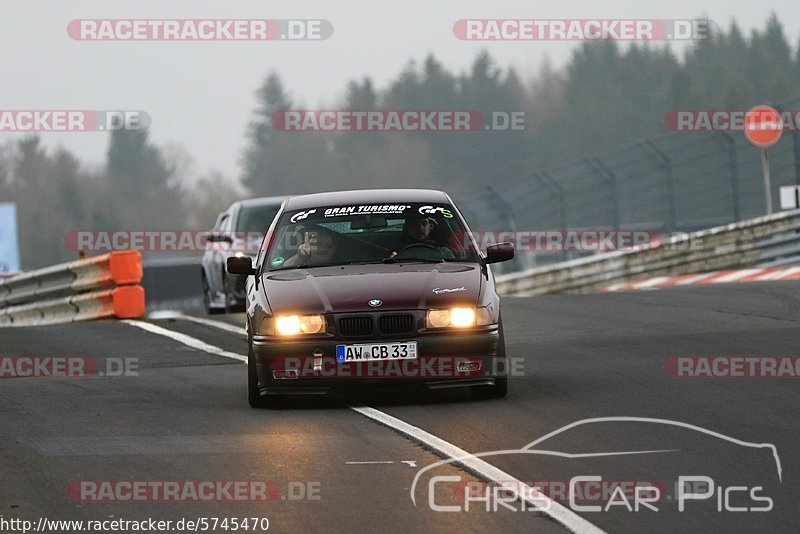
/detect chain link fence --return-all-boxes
[460,97,800,274]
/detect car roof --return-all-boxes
[283,189,450,211]
[232,196,288,210]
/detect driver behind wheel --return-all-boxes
[403,215,434,243]
[389,215,455,259]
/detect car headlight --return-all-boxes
[426,307,478,328]
[426,307,494,328]
[268,314,326,336]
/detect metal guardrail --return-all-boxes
[0,286,145,327]
[495,209,800,296]
[0,251,142,306]
[0,251,145,326]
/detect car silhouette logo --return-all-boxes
[368,299,382,307]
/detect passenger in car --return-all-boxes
[283,228,340,267]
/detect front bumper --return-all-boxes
[251,328,501,392]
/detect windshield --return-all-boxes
[236,204,282,233]
[266,203,479,270]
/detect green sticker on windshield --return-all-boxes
[271,256,285,266]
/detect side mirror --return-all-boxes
[484,242,514,264]
[205,231,234,244]
[227,256,256,276]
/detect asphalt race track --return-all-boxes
[2,281,799,533]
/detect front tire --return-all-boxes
[202,272,224,315]
[473,317,509,399]
[248,345,269,408]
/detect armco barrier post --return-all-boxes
[0,251,145,326]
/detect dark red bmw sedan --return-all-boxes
[227,189,514,407]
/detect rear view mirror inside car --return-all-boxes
[349,215,388,230]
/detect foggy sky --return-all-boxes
[1,0,798,184]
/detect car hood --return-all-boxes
[260,263,482,314]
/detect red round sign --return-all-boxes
[743,105,784,148]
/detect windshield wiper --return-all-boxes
[270,261,349,271]
[346,259,387,265]
[382,257,443,264]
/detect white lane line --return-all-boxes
[122,320,247,363]
[349,405,606,534]
[148,310,247,336]
[128,320,603,532]
[345,460,419,467]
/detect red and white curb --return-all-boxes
[604,266,800,292]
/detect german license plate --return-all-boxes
[336,342,418,363]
